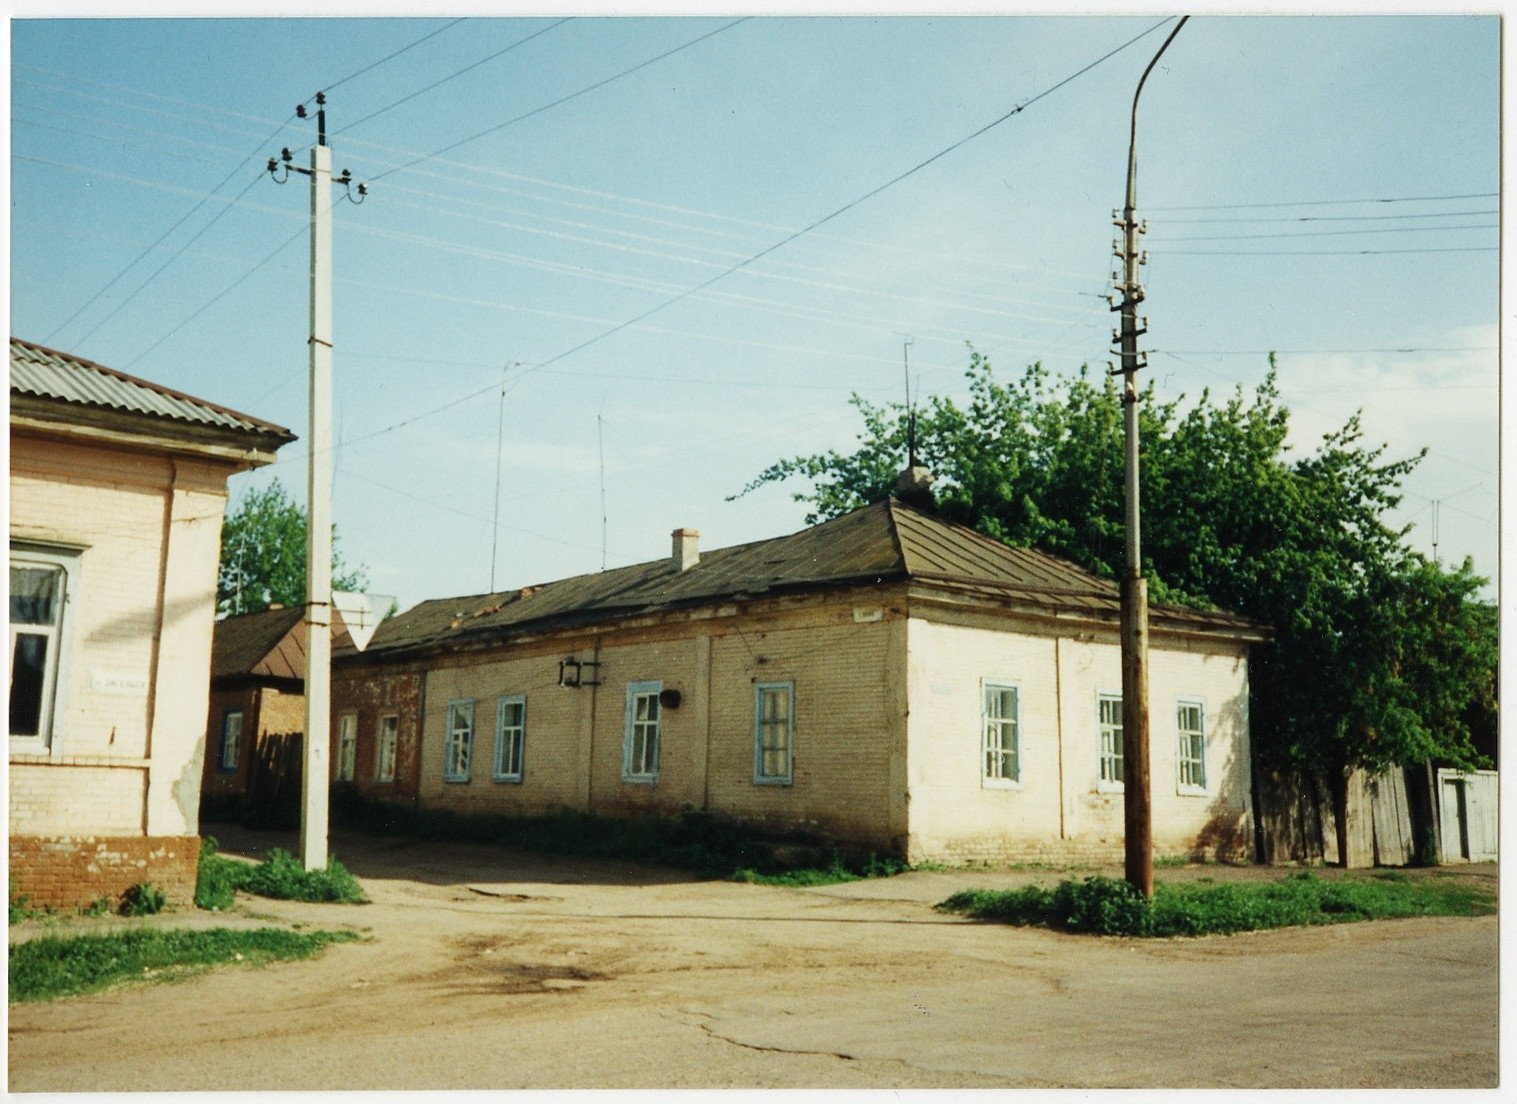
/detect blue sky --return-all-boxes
[9,11,1500,612]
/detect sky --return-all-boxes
[7,9,1502,614]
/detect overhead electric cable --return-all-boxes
[1165,246,1496,256]
[336,19,571,135]
[34,20,478,349]
[41,121,296,346]
[366,18,750,183]
[122,224,307,371]
[323,18,468,93]
[1151,223,1496,243]
[335,17,1177,452]
[1146,191,1496,211]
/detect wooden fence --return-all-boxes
[1255,763,1494,867]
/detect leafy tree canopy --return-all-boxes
[737,350,1495,776]
[218,478,369,617]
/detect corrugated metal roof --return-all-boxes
[10,337,295,441]
[351,499,1264,660]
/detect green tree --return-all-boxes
[218,479,369,617]
[737,350,1495,789]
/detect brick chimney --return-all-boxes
[895,464,935,511]
[672,528,700,571]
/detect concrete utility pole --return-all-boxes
[1112,16,1187,899]
[268,93,366,871]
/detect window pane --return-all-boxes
[9,633,49,736]
[10,566,61,626]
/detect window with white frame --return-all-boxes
[1176,700,1207,791]
[495,694,526,782]
[754,681,793,784]
[9,547,78,749]
[336,712,357,782]
[375,713,399,783]
[1098,693,1124,786]
[982,682,1020,784]
[623,681,661,782]
[444,700,474,782]
[219,709,244,772]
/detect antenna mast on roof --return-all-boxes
[902,336,917,468]
[489,360,516,593]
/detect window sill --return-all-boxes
[1176,785,1209,797]
[981,777,1023,791]
[493,775,523,784]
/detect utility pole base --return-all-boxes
[1121,574,1152,898]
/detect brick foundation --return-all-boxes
[9,835,200,910]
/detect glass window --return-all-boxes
[219,710,244,772]
[1177,700,1207,791]
[375,713,398,783]
[983,683,1020,784]
[495,694,526,782]
[444,700,473,782]
[9,553,73,746]
[754,682,793,784]
[1099,693,1123,786]
[623,681,661,782]
[336,712,357,782]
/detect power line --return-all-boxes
[368,19,752,184]
[41,124,296,347]
[121,224,307,372]
[337,19,571,135]
[1165,246,1496,257]
[1150,222,1496,243]
[1153,208,1497,225]
[322,18,469,94]
[1145,191,1496,211]
[326,18,1178,453]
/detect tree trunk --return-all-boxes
[1329,767,1351,868]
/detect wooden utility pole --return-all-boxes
[1112,16,1187,899]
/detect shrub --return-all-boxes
[194,837,366,909]
[9,880,35,925]
[240,849,366,904]
[195,836,247,911]
[119,883,167,917]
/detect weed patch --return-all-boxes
[733,852,909,887]
[8,927,359,1003]
[937,871,1496,937]
[194,837,366,909]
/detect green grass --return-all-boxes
[733,852,910,887]
[195,837,367,910]
[936,870,1496,937]
[8,927,360,1003]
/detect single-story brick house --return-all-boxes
[336,488,1267,864]
[201,604,353,817]
[9,337,293,906]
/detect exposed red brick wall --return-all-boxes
[332,666,425,803]
[9,835,200,910]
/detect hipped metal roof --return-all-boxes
[10,337,295,444]
[351,498,1265,661]
[213,605,353,683]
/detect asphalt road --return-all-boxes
[7,828,1499,1091]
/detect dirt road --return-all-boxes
[8,828,1499,1090]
